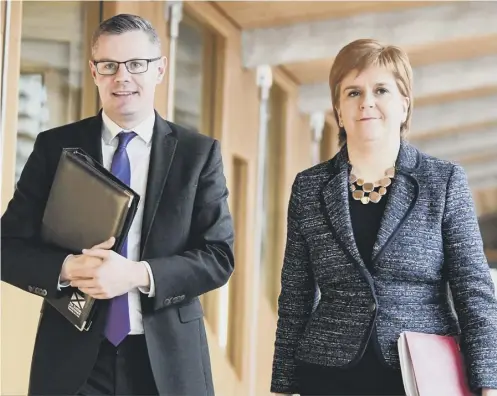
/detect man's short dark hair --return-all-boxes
[91,14,161,57]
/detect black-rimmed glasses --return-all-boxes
[93,57,161,75]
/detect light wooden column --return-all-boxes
[1,4,37,395]
[81,1,102,119]
[1,0,21,213]
[0,1,6,101]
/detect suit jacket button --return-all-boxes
[28,286,34,293]
[41,289,47,297]
[369,302,377,312]
[172,297,181,304]
[164,298,172,306]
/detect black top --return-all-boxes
[296,187,406,395]
[349,191,388,271]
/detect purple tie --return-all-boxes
[104,131,136,346]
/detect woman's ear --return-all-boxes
[336,107,343,128]
[402,97,410,122]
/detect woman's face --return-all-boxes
[336,65,409,146]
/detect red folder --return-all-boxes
[398,331,475,396]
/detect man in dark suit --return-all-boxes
[1,13,234,396]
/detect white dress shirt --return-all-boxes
[59,110,156,335]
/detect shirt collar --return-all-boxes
[101,110,155,145]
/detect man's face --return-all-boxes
[89,30,166,127]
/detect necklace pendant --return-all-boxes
[353,190,364,200]
[370,191,381,203]
[386,167,396,178]
[380,177,391,187]
[363,182,374,193]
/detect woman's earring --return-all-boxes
[339,120,344,127]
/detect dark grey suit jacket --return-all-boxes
[1,111,234,395]
[271,141,497,394]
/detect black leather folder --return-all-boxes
[42,148,140,331]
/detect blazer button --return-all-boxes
[28,286,34,293]
[164,298,172,306]
[369,302,377,312]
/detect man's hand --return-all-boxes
[59,237,116,283]
[69,239,150,299]
[60,237,150,299]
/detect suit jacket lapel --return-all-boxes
[78,111,104,164]
[140,112,177,258]
[321,146,366,270]
[371,141,420,264]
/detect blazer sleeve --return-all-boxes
[146,139,235,311]
[1,132,72,299]
[271,174,315,394]
[443,164,497,390]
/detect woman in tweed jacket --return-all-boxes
[271,39,497,396]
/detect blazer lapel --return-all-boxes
[371,141,420,264]
[78,111,103,164]
[140,112,177,258]
[321,146,366,270]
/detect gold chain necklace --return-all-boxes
[349,165,395,204]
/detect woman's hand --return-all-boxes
[482,389,497,396]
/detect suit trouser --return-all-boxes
[77,335,159,395]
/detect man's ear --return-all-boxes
[156,56,168,84]
[89,60,98,83]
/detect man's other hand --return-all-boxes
[66,237,150,299]
[59,237,116,283]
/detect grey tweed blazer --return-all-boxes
[271,141,497,394]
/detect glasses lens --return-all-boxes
[97,62,119,75]
[126,60,148,74]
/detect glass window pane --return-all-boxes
[16,1,92,182]
[174,15,217,135]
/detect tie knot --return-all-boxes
[116,131,137,150]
